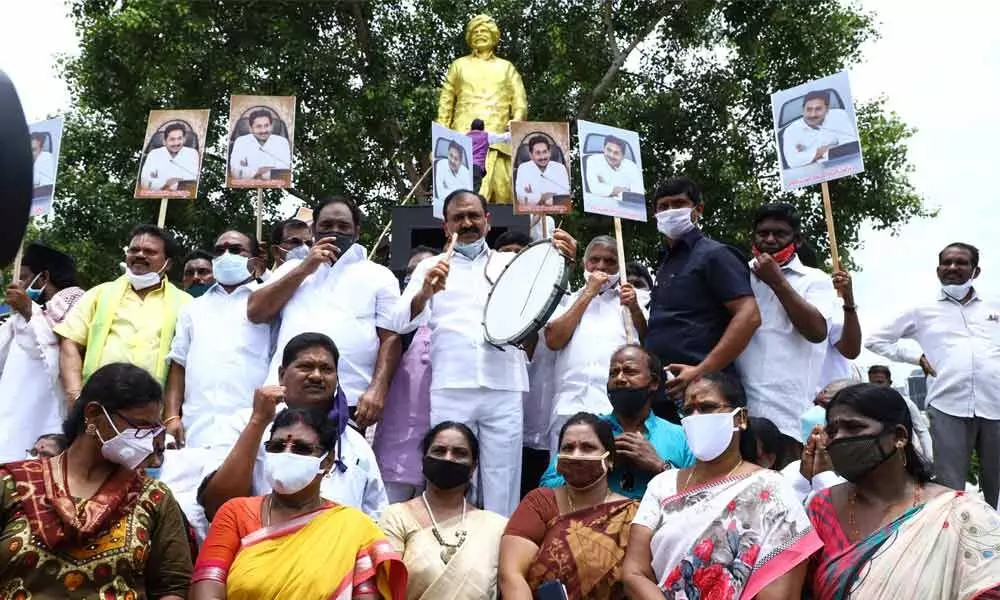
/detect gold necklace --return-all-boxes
[848,482,922,541]
[566,487,611,513]
[683,459,744,492]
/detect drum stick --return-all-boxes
[429,232,459,287]
[613,217,634,344]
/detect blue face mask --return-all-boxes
[25,274,43,302]
[454,237,486,260]
[800,404,827,444]
[186,282,212,298]
[143,467,161,480]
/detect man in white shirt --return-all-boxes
[866,243,1000,506]
[394,190,577,516]
[434,141,472,200]
[229,109,292,181]
[515,136,569,207]
[584,135,643,198]
[781,90,859,169]
[164,229,270,449]
[30,133,55,188]
[197,332,388,520]
[248,196,402,430]
[544,235,647,453]
[737,204,836,455]
[139,123,200,192]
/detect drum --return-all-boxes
[0,70,32,269]
[483,239,570,347]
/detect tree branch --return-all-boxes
[577,16,664,120]
[602,0,622,62]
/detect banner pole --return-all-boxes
[368,166,433,260]
[255,188,264,242]
[156,198,168,228]
[613,217,634,344]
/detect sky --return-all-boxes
[2,0,996,385]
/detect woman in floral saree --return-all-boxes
[623,372,822,599]
[191,408,406,599]
[807,383,1000,599]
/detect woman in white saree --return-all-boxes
[378,421,506,599]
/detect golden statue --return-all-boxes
[437,14,527,204]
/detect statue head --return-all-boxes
[466,15,500,53]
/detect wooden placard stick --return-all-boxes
[156,198,168,228]
[820,182,843,296]
[255,188,264,242]
[429,232,459,287]
[613,216,634,344]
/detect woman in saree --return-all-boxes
[499,412,637,599]
[807,383,1000,599]
[623,372,822,599]
[0,362,192,599]
[378,421,507,599]
[191,407,406,599]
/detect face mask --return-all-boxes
[681,408,741,462]
[287,244,310,261]
[608,387,649,418]
[316,232,355,257]
[584,270,620,292]
[143,467,161,480]
[213,252,251,286]
[826,434,897,482]
[655,207,695,239]
[422,456,473,490]
[125,265,163,291]
[96,406,157,470]
[942,280,973,301]
[556,451,609,490]
[25,273,43,302]
[186,282,211,298]
[454,237,486,260]
[800,404,826,445]
[264,451,326,495]
[752,242,797,266]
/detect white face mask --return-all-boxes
[213,252,251,286]
[681,408,741,462]
[584,270,620,292]
[125,265,164,291]
[655,207,696,239]
[286,244,310,262]
[453,237,486,260]
[264,451,327,495]
[96,406,160,470]
[942,280,974,301]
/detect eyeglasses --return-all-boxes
[112,411,165,439]
[264,439,324,456]
[213,243,248,256]
[280,237,312,249]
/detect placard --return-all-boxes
[226,95,296,189]
[431,122,475,219]
[28,116,64,216]
[578,119,646,222]
[511,121,572,215]
[134,109,210,200]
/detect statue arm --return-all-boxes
[509,65,528,121]
[436,60,460,127]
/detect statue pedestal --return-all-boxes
[388,204,530,276]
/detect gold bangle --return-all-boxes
[163,416,181,425]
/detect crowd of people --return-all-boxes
[1,177,999,599]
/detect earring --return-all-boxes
[85,421,96,435]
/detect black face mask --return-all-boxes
[422,456,472,490]
[315,231,355,256]
[826,433,897,482]
[608,387,649,418]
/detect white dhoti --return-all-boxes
[430,387,522,517]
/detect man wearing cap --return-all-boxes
[0,243,84,462]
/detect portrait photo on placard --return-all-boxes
[28,116,64,217]
[226,94,296,189]
[577,120,646,222]
[511,121,572,215]
[771,70,865,192]
[431,122,475,219]
[134,109,210,200]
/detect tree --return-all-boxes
[42,0,926,287]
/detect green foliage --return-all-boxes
[45,0,928,286]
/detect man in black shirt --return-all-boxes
[645,177,760,420]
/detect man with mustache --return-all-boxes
[248,196,402,431]
[781,89,858,169]
[585,135,643,199]
[139,122,200,193]
[867,242,1000,507]
[516,136,569,207]
[394,189,578,516]
[55,224,191,401]
[434,141,472,200]
[229,109,291,182]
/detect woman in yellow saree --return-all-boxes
[191,408,407,599]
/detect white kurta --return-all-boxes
[434,159,472,199]
[33,152,55,187]
[229,133,292,180]
[140,146,200,191]
[168,282,273,447]
[584,154,644,197]
[515,160,570,205]
[781,109,858,168]
[262,245,401,406]
[0,304,64,462]
[736,256,836,440]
